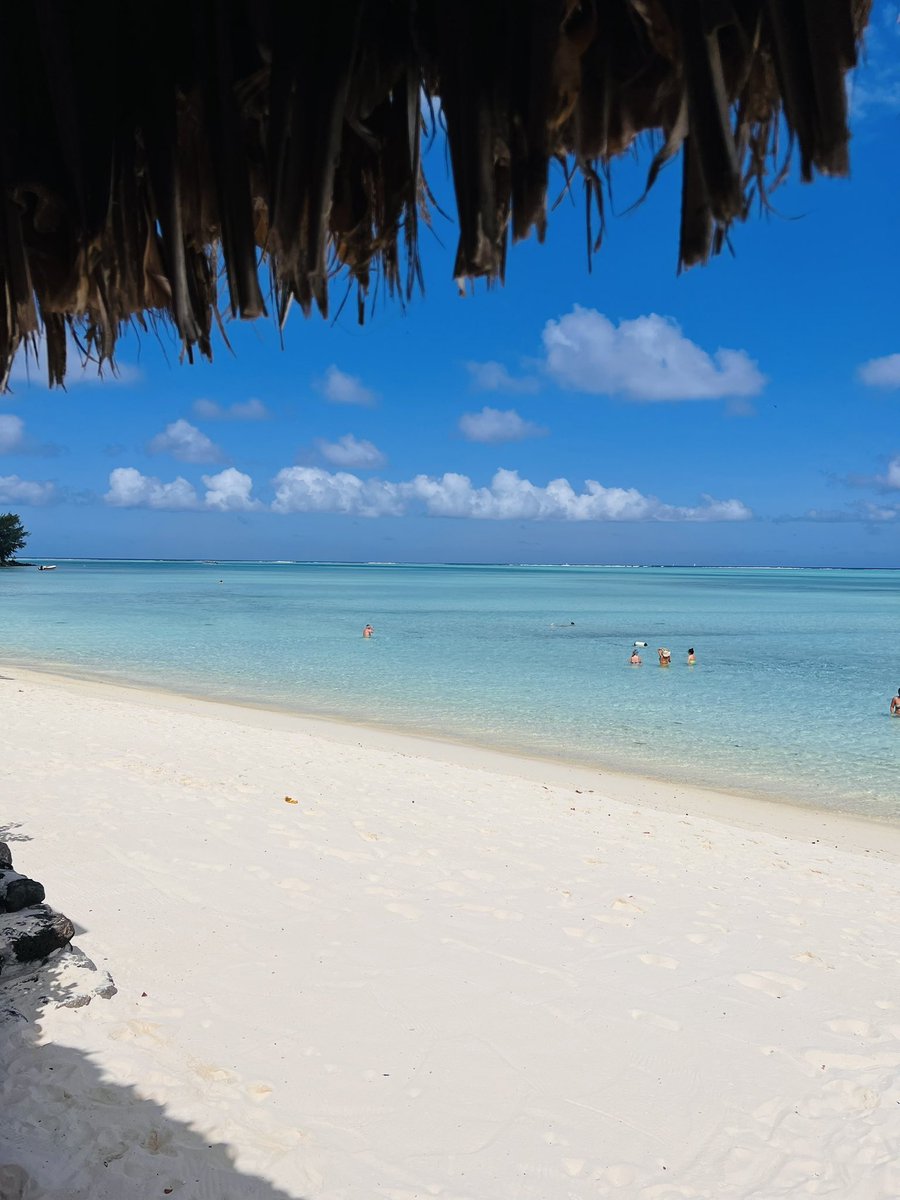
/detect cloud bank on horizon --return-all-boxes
[104,463,750,523]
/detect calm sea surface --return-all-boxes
[2,561,898,818]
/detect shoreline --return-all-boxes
[5,659,900,860]
[4,665,900,1197]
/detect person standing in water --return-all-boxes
[687,647,696,665]
[629,648,642,665]
[362,624,374,638]
[891,688,900,716]
[657,647,671,667]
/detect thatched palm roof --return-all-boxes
[0,1,870,390]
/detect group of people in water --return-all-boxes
[366,620,899,714]
[629,645,695,667]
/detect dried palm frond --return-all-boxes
[0,0,871,389]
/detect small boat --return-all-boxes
[38,564,57,571]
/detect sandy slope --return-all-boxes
[1,667,899,1200]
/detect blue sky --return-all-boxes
[4,5,900,566]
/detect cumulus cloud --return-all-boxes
[802,502,899,524]
[105,467,199,510]
[0,413,62,457]
[8,335,142,388]
[541,307,766,401]
[316,365,376,406]
[0,474,56,505]
[148,419,223,464]
[848,11,900,118]
[857,354,900,389]
[271,465,751,523]
[464,361,540,393]
[459,406,547,444]
[193,397,270,421]
[105,466,260,512]
[0,414,24,453]
[201,468,260,511]
[879,455,900,489]
[315,433,387,469]
[272,467,405,517]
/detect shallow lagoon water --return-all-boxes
[3,560,898,818]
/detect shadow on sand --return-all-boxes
[0,822,31,844]
[0,951,310,1200]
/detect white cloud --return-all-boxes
[459,406,547,444]
[857,354,900,389]
[863,503,899,521]
[316,434,387,469]
[272,467,405,517]
[148,419,223,464]
[464,361,539,393]
[803,501,900,524]
[105,466,260,512]
[0,414,25,453]
[0,474,56,505]
[848,13,900,118]
[8,336,142,388]
[271,465,751,523]
[193,398,270,421]
[105,467,199,510]
[879,455,900,489]
[542,307,766,401]
[201,468,260,511]
[317,365,376,406]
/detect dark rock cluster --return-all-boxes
[1,840,116,1020]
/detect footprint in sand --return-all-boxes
[191,1061,236,1083]
[793,950,830,967]
[736,971,806,998]
[639,953,679,970]
[797,1078,883,1115]
[629,1009,681,1031]
[138,1129,173,1154]
[598,1164,637,1188]
[613,896,647,913]
[385,902,421,921]
[544,1130,570,1146]
[804,1048,900,1070]
[433,880,468,895]
[825,1017,875,1037]
[109,1020,166,1045]
[278,877,311,892]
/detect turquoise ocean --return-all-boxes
[2,561,898,819]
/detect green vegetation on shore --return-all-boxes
[0,513,28,565]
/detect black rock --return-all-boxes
[0,869,46,913]
[0,906,75,977]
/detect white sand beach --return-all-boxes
[2,666,900,1200]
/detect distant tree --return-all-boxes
[0,512,28,564]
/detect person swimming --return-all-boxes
[362,624,374,638]
[657,647,671,667]
[891,688,900,716]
